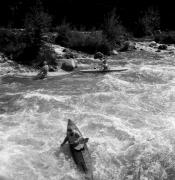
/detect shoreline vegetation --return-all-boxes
[1,1,175,73]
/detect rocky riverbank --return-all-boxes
[1,40,175,76]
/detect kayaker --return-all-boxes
[101,58,109,71]
[38,61,49,78]
[61,127,86,151]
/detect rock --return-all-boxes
[94,52,104,59]
[158,44,167,50]
[119,41,136,52]
[0,53,6,63]
[63,49,77,59]
[61,59,78,71]
[63,48,69,53]
[111,50,118,55]
[64,52,75,59]
[154,29,162,35]
[169,51,174,54]
[149,41,157,47]
[49,66,57,72]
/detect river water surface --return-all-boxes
[1,54,175,179]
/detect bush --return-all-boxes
[55,26,111,55]
[36,45,58,66]
[0,1,52,65]
[103,9,125,48]
[136,7,160,37]
[55,23,71,46]
[55,10,125,55]
[155,31,175,44]
[0,28,43,65]
[0,29,36,64]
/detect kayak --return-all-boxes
[78,68,128,73]
[67,119,93,180]
[14,71,70,79]
[33,73,47,80]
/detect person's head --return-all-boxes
[67,128,74,135]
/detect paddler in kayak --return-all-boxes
[94,58,109,71]
[61,127,88,151]
[37,61,49,79]
[101,58,109,71]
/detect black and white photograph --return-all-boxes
[0,0,175,179]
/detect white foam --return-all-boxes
[23,91,70,102]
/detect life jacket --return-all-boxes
[42,65,49,74]
[102,63,108,70]
[68,130,85,150]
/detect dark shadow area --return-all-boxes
[54,144,72,161]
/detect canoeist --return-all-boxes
[61,126,87,151]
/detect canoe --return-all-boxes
[67,119,93,180]
[78,68,128,73]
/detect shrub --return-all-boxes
[103,9,125,48]
[55,26,111,55]
[137,7,160,37]
[155,31,175,44]
[0,29,33,64]
[36,45,58,67]
[0,1,52,65]
[55,22,71,46]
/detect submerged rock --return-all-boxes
[158,44,167,50]
[149,41,157,47]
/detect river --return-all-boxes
[1,50,175,179]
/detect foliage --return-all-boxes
[55,25,111,55]
[155,31,175,44]
[137,7,160,37]
[36,45,58,67]
[103,9,125,48]
[55,22,71,46]
[24,0,52,51]
[0,1,52,65]
[68,31,110,54]
[0,29,37,64]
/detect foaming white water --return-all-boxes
[23,90,70,102]
[1,59,175,179]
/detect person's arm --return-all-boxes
[61,136,68,146]
[74,133,83,144]
[38,67,44,75]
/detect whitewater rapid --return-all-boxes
[1,56,175,179]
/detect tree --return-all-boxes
[22,0,52,64]
[139,7,160,36]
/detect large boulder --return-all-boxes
[61,59,78,71]
[94,52,104,59]
[119,41,136,51]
